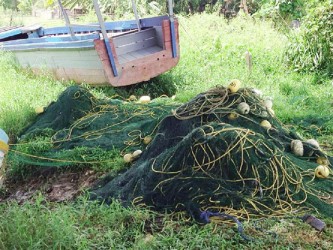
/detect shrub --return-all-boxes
[285,2,333,77]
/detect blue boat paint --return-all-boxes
[2,40,96,51]
[104,39,118,77]
[140,15,169,27]
[168,1,177,58]
[41,16,167,37]
[2,33,100,46]
[170,20,177,58]
[0,28,22,40]
[42,20,138,36]
[28,31,40,38]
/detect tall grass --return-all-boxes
[0,13,332,249]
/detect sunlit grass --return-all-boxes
[0,52,66,137]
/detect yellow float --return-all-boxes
[315,165,330,178]
[227,79,241,93]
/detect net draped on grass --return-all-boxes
[10,85,333,219]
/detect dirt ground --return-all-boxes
[0,168,102,203]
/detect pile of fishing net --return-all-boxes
[10,86,175,167]
[11,84,333,219]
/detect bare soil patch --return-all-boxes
[0,168,102,203]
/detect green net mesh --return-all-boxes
[10,86,175,167]
[10,85,333,219]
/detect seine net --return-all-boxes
[10,85,333,219]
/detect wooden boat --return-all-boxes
[0,1,179,87]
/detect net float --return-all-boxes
[316,157,329,166]
[306,139,320,149]
[263,99,273,109]
[260,120,272,129]
[291,139,304,157]
[123,153,133,163]
[143,136,152,145]
[35,107,44,114]
[228,112,239,120]
[139,96,151,104]
[128,95,137,101]
[315,165,330,178]
[237,102,250,114]
[228,79,241,93]
[132,149,143,158]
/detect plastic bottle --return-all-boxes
[0,129,9,169]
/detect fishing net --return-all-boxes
[10,85,333,219]
[9,86,176,167]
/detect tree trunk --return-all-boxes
[240,0,249,14]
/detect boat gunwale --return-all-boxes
[1,32,100,46]
[1,40,97,51]
[41,15,169,36]
[0,15,172,53]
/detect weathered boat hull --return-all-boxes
[0,16,179,87]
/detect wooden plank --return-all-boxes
[113,28,156,47]
[109,29,138,38]
[154,26,163,48]
[130,50,145,58]
[121,53,137,62]
[162,19,179,43]
[116,37,158,56]
[146,46,163,53]
[140,15,169,27]
[111,50,180,87]
[117,55,126,64]
[21,24,42,33]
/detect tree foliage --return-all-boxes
[0,0,19,10]
[60,0,223,15]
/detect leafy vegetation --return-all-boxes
[0,0,19,11]
[0,10,332,249]
[285,2,333,77]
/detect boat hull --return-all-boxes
[13,47,109,85]
[1,17,179,87]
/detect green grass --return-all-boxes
[0,53,66,137]
[0,13,332,249]
[0,196,332,249]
